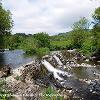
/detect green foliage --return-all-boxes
[14,75,20,81]
[72,17,89,30]
[36,47,50,58]
[50,40,72,50]
[0,3,13,34]
[92,7,100,32]
[92,7,100,52]
[81,37,94,55]
[93,7,100,22]
[0,2,13,49]
[33,32,50,48]
[19,37,37,55]
[42,86,63,100]
[2,7,100,58]
[0,79,13,100]
[69,30,86,48]
[70,17,90,49]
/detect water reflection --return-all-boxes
[0,50,35,69]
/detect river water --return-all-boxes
[0,50,35,68]
[41,51,100,99]
[0,50,100,99]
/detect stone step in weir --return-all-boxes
[53,55,63,66]
[41,59,73,81]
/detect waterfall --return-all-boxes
[53,55,71,70]
[53,55,63,66]
[41,59,72,81]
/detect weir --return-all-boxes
[41,59,72,81]
[53,55,63,66]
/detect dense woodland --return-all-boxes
[0,2,100,57]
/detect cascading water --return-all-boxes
[53,55,63,66]
[41,59,72,81]
[41,51,100,100]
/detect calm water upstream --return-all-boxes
[0,50,35,68]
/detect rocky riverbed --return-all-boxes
[0,50,100,100]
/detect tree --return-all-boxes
[0,2,13,34]
[93,7,100,23]
[70,17,89,48]
[33,32,50,48]
[0,2,13,49]
[92,7,100,51]
[72,17,89,30]
[92,7,100,32]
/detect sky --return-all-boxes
[2,0,100,35]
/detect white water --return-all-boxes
[53,55,71,70]
[53,55,63,66]
[41,59,72,81]
[67,49,76,53]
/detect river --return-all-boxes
[0,50,35,68]
[0,49,100,99]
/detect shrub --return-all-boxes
[81,37,94,55]
[50,40,72,50]
[36,47,50,58]
[42,86,63,100]
[14,75,20,81]
[0,79,13,100]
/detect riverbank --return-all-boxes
[6,61,34,81]
[5,60,43,100]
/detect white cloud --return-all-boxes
[2,0,100,35]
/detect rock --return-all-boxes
[42,55,49,59]
[0,71,4,78]
[88,80,100,94]
[0,65,12,77]
[20,62,42,82]
[75,52,83,61]
[85,59,89,62]
[90,50,100,61]
[67,49,76,53]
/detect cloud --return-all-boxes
[2,0,100,35]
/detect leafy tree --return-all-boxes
[36,47,50,58]
[0,2,13,34]
[92,7,100,32]
[33,32,50,48]
[82,37,94,55]
[93,7,100,22]
[70,17,89,48]
[19,37,37,54]
[0,2,13,49]
[72,17,89,30]
[92,7,100,51]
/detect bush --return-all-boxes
[14,75,20,81]
[0,79,13,100]
[33,32,50,48]
[25,49,36,55]
[36,47,50,58]
[81,37,94,55]
[42,86,63,100]
[50,40,72,51]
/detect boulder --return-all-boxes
[90,50,100,61]
[0,65,11,77]
[20,62,41,82]
[88,80,100,95]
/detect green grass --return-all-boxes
[42,86,64,100]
